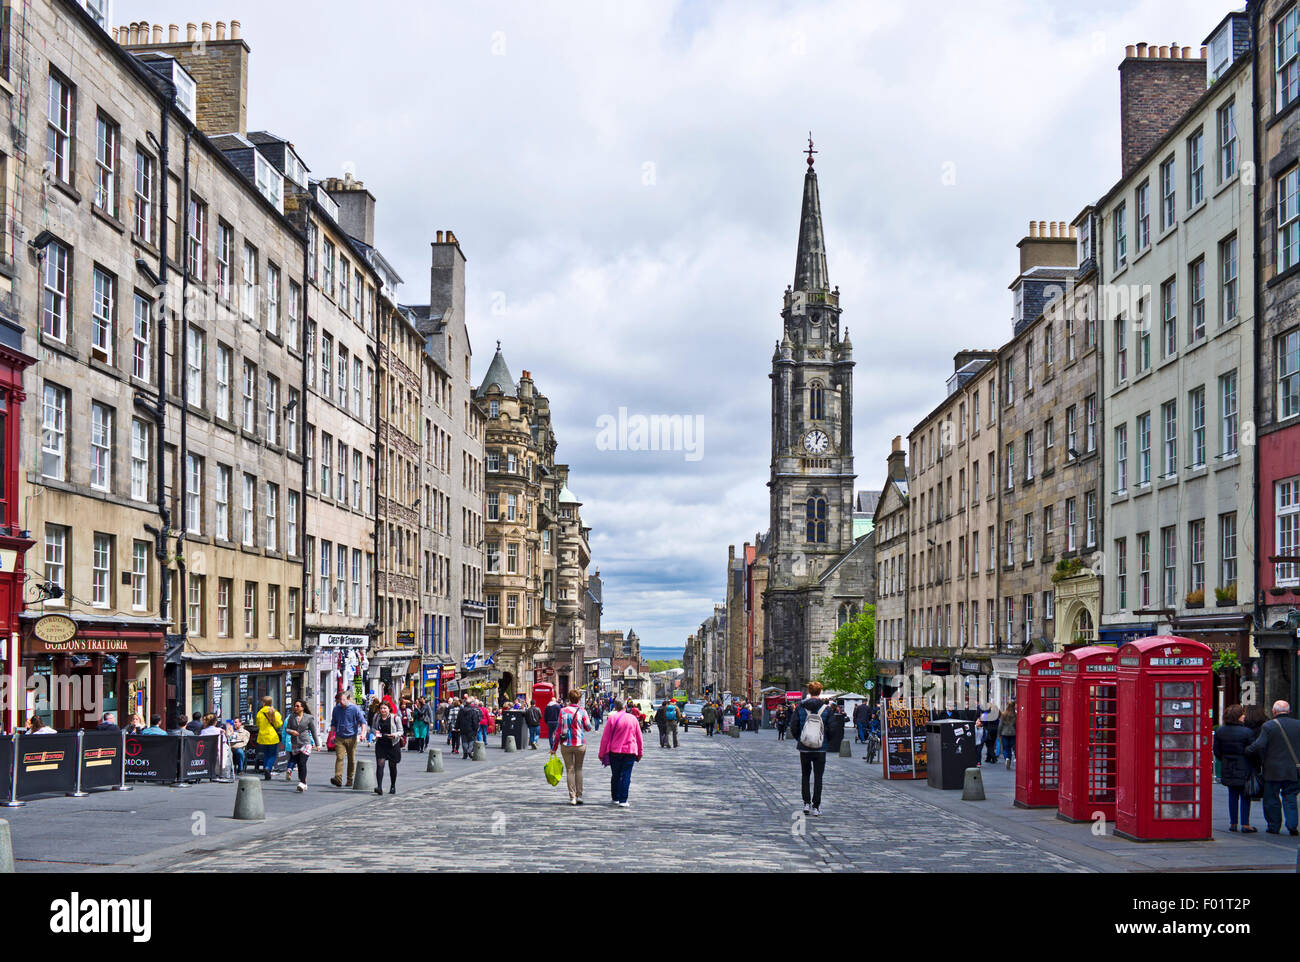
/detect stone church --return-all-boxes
[762,146,874,689]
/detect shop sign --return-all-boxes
[32,614,77,645]
[0,548,19,572]
[319,633,369,648]
[960,660,982,673]
[395,631,416,650]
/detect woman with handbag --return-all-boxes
[254,697,283,780]
[372,701,404,794]
[1213,704,1258,833]
[285,700,319,793]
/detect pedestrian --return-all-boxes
[478,699,490,744]
[185,711,204,735]
[126,713,145,735]
[284,700,319,793]
[457,696,481,760]
[737,702,751,732]
[555,689,594,805]
[702,701,717,737]
[226,718,250,774]
[598,699,644,808]
[788,681,830,816]
[371,701,403,795]
[999,699,1017,769]
[981,703,1001,764]
[824,702,847,753]
[415,696,434,754]
[545,696,563,753]
[328,691,368,788]
[775,704,789,741]
[141,714,167,735]
[525,699,542,750]
[26,715,56,734]
[853,700,871,744]
[96,711,121,733]
[254,696,283,780]
[1213,704,1258,833]
[1245,700,1300,836]
[654,701,669,748]
[447,698,462,755]
[664,699,680,748]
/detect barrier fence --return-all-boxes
[0,732,224,805]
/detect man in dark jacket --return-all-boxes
[853,701,871,743]
[544,698,563,752]
[458,698,483,761]
[525,700,542,750]
[787,682,830,816]
[1246,700,1300,835]
[702,702,717,737]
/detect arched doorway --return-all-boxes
[1073,609,1095,644]
[501,671,514,703]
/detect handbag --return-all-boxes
[326,730,337,751]
[1246,770,1264,800]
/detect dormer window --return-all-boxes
[1209,27,1230,83]
[255,153,284,213]
[1013,286,1023,324]
[283,151,308,190]
[1077,217,1092,265]
[172,65,196,123]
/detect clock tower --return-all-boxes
[763,140,858,688]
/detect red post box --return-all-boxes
[1057,645,1120,823]
[1014,652,1063,809]
[1115,636,1213,841]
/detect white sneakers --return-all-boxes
[811,806,821,817]
[296,782,306,793]
[803,803,811,815]
[617,802,630,808]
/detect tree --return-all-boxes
[646,659,682,673]
[817,605,876,695]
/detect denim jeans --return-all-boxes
[478,725,487,743]
[856,723,869,743]
[1000,734,1016,761]
[528,725,540,747]
[260,744,278,775]
[231,748,246,773]
[1226,785,1252,826]
[609,752,636,803]
[1261,780,1300,831]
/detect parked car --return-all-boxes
[683,702,705,725]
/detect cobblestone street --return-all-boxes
[67,726,1284,873]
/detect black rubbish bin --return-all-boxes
[926,719,979,790]
[501,710,527,750]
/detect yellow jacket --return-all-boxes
[255,706,283,746]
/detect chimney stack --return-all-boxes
[887,435,907,482]
[1119,40,1204,177]
[322,173,377,247]
[127,21,251,137]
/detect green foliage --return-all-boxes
[817,605,876,695]
[1050,557,1086,583]
[646,659,682,673]
[1212,650,1241,674]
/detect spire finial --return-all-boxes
[805,132,817,167]
[496,339,501,352]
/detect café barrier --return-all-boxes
[0,731,222,802]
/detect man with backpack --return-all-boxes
[664,699,680,748]
[787,681,830,816]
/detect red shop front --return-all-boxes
[1014,652,1063,809]
[1057,645,1120,824]
[1115,636,1213,842]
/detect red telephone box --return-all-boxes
[532,682,555,738]
[1115,636,1213,841]
[1058,645,1120,823]
[1014,652,1063,809]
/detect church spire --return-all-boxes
[793,134,829,294]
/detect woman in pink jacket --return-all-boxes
[598,699,644,808]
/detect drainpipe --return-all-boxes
[300,202,311,686]
[1249,15,1263,645]
[176,125,193,654]
[152,91,173,727]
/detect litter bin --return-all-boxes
[501,710,527,750]
[926,719,978,790]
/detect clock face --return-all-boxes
[803,430,830,455]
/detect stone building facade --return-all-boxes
[1251,0,1300,709]
[906,350,999,698]
[476,352,556,698]
[997,221,1102,657]
[23,7,310,727]
[872,437,909,679]
[1098,34,1256,694]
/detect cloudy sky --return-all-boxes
[130,0,1230,652]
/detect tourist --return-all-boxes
[556,689,594,805]
[226,718,250,774]
[185,711,204,735]
[254,697,283,780]
[141,715,167,736]
[1246,700,1300,836]
[96,712,121,733]
[447,698,462,755]
[702,701,717,737]
[664,699,680,748]
[853,701,871,744]
[788,681,831,817]
[329,691,367,787]
[26,715,55,734]
[284,700,319,793]
[371,701,403,795]
[1213,704,1257,833]
[598,699,644,808]
[457,696,481,760]
[525,699,542,750]
[999,700,1017,769]
[545,697,563,752]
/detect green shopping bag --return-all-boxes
[544,753,564,787]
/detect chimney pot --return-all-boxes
[1158,45,1169,58]
[1183,46,1192,58]
[1200,45,1207,59]
[1136,42,1148,57]
[152,24,163,44]
[1038,220,1047,236]
[169,24,179,42]
[202,21,212,41]
[139,20,148,40]
[110,26,118,42]
[230,20,241,40]
[436,231,443,243]
[1170,44,1181,59]
[187,22,197,42]
[216,21,226,41]
[1125,44,1136,57]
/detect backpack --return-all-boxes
[799,703,827,750]
[665,705,677,721]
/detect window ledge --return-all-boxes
[1155,222,1178,246]
[1157,352,1179,371]
[1132,483,1153,499]
[1132,244,1152,267]
[1213,454,1240,472]
[1111,490,1130,504]
[1184,465,1208,482]
[52,180,82,206]
[1268,260,1300,289]
[1213,172,1241,201]
[1185,198,1207,223]
[1157,474,1179,490]
[1134,367,1154,385]
[91,205,126,234]
[1214,315,1242,339]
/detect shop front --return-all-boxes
[366,648,421,702]
[185,653,311,723]
[1096,622,1157,648]
[309,632,371,726]
[990,654,1020,709]
[19,612,166,730]
[0,339,35,733]
[1169,613,1253,722]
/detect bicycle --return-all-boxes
[864,733,880,764]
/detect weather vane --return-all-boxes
[805,132,817,167]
